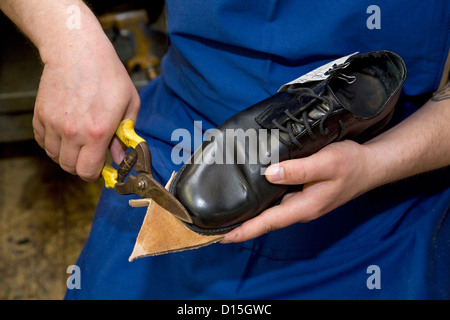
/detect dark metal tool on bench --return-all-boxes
[99,9,160,80]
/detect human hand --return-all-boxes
[0,0,139,181]
[33,28,140,182]
[222,140,372,243]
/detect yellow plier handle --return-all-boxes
[101,119,146,189]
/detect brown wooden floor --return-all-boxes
[0,141,101,299]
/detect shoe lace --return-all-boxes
[271,87,345,150]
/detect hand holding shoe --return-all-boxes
[222,140,370,243]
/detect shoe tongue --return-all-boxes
[326,83,351,112]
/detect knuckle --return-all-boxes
[76,160,102,182]
[262,214,285,234]
[261,223,278,236]
[285,161,307,183]
[33,132,44,148]
[322,146,346,174]
[62,122,78,139]
[323,145,341,161]
[59,162,76,175]
[296,209,320,223]
[32,116,41,130]
[33,105,46,120]
[295,163,308,182]
[45,149,59,162]
[87,123,108,140]
[76,167,99,182]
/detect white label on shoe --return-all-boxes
[278,52,358,92]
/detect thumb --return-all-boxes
[265,152,334,185]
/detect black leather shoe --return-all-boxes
[169,50,407,234]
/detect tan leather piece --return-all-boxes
[128,172,223,261]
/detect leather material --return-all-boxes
[169,51,407,234]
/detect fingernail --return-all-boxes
[265,164,284,182]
